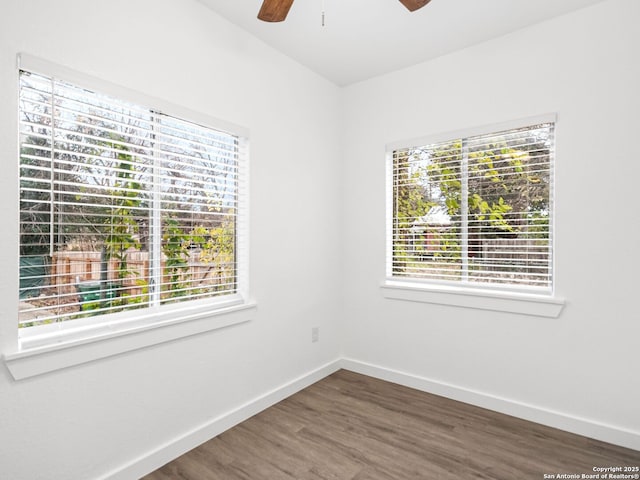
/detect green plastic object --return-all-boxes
[19,256,47,299]
[77,282,120,310]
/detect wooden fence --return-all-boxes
[50,249,230,297]
[480,238,549,265]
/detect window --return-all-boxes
[18,62,248,345]
[387,118,555,295]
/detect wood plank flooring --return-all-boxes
[143,370,640,480]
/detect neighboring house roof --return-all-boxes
[410,206,452,231]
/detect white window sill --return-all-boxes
[381,281,564,318]
[4,301,257,380]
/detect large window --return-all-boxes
[18,65,247,337]
[388,119,554,293]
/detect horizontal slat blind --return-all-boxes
[390,122,554,291]
[19,70,243,328]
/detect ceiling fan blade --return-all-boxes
[398,0,432,12]
[258,0,295,22]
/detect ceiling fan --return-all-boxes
[258,0,432,22]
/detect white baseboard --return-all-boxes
[100,359,342,480]
[100,356,638,480]
[340,357,640,452]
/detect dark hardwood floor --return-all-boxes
[143,370,640,480]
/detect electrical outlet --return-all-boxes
[311,327,319,343]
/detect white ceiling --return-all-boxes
[198,0,606,86]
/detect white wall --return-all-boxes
[2,0,639,478]
[342,0,640,447]
[0,1,342,479]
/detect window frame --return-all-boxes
[384,115,564,317]
[5,54,254,379]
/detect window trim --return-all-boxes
[5,301,257,380]
[381,280,564,318]
[5,54,252,379]
[384,114,564,315]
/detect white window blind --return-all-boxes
[19,69,246,329]
[389,121,554,292]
